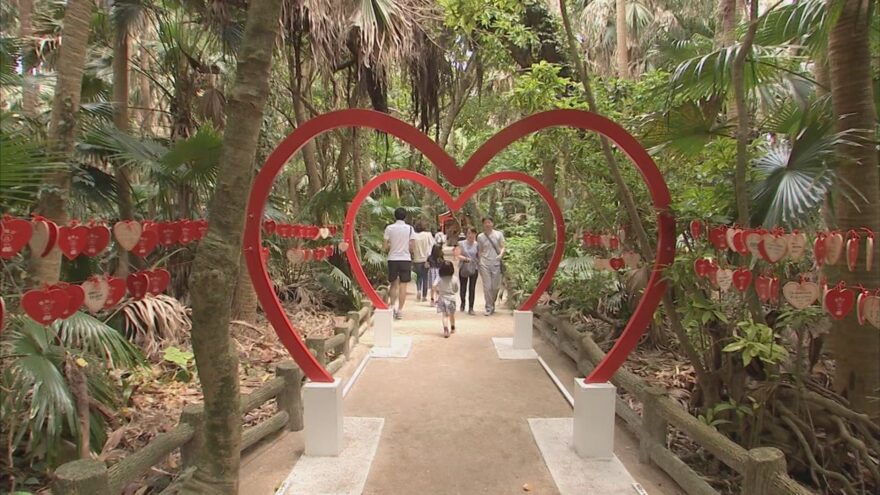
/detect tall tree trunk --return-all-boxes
[182,0,282,489]
[30,0,93,285]
[353,127,364,190]
[615,0,630,78]
[287,49,322,196]
[113,28,134,277]
[826,0,880,421]
[137,29,156,134]
[731,0,758,226]
[715,0,738,48]
[19,0,38,117]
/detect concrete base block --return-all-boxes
[492,337,538,360]
[573,380,616,459]
[303,379,343,456]
[513,310,533,350]
[276,417,384,495]
[370,336,413,358]
[373,309,394,348]
[529,418,636,495]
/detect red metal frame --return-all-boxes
[344,170,565,313]
[244,109,674,384]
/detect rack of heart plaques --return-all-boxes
[687,220,879,329]
[579,230,642,271]
[260,220,344,263]
[0,215,211,260]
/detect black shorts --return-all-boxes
[388,260,412,283]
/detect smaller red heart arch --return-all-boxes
[344,170,564,312]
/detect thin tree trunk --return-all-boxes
[615,0,630,78]
[826,0,880,421]
[287,48,322,196]
[30,0,94,285]
[113,28,134,277]
[731,0,758,226]
[137,29,155,134]
[19,0,38,117]
[182,0,283,489]
[353,127,364,190]
[540,155,556,245]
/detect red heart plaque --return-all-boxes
[132,229,159,257]
[157,222,181,247]
[732,267,752,293]
[1,216,32,259]
[22,287,69,324]
[58,225,89,260]
[145,268,171,295]
[126,273,150,300]
[824,285,854,320]
[104,276,127,309]
[84,225,111,257]
[243,109,675,384]
[29,217,58,257]
[55,283,85,319]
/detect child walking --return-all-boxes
[433,261,459,338]
[426,244,444,303]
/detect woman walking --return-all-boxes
[411,221,435,302]
[455,227,479,315]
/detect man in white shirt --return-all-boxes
[383,207,416,319]
[476,217,505,316]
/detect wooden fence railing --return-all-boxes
[53,299,378,494]
[532,306,814,495]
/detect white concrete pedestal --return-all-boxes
[303,379,343,456]
[513,310,533,350]
[373,308,394,348]
[573,380,616,459]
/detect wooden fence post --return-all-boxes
[639,386,668,464]
[276,360,304,431]
[53,459,110,494]
[335,322,352,359]
[179,403,204,470]
[306,336,327,367]
[743,447,785,495]
[348,310,360,345]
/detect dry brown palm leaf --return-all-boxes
[120,295,192,359]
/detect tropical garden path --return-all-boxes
[240,254,685,494]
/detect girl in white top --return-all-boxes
[433,261,459,338]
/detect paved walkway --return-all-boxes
[240,262,685,494]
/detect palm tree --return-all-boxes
[182,0,283,490]
[616,0,630,78]
[29,0,94,285]
[826,0,880,420]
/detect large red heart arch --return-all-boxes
[244,109,675,384]
[344,170,565,312]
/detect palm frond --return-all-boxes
[54,312,144,369]
[0,124,66,208]
[751,111,848,228]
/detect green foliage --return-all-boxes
[723,318,789,367]
[0,313,143,465]
[162,346,195,382]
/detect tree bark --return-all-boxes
[715,0,738,48]
[113,27,134,277]
[826,0,880,421]
[30,0,94,285]
[19,0,38,117]
[615,0,630,79]
[731,0,758,226]
[182,0,283,489]
[231,252,258,324]
[287,48,322,196]
[540,154,557,245]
